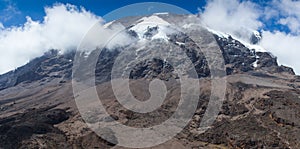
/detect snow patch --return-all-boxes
[132,16,170,30]
[253,30,262,40]
[176,41,185,46]
[240,40,266,52]
[206,28,230,38]
[253,60,258,68]
[206,27,266,52]
[103,21,115,28]
[152,28,168,40]
[130,15,171,41]
[252,55,260,68]
[182,23,201,29]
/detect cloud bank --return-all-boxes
[200,0,300,74]
[199,0,262,41]
[0,4,100,74]
[260,0,300,74]
[0,3,133,74]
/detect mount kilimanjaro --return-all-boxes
[0,14,300,148]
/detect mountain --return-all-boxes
[0,14,300,148]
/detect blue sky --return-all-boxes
[0,0,292,34]
[0,0,205,27]
[0,0,300,74]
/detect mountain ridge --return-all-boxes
[0,13,300,148]
[0,14,295,91]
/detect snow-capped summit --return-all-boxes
[0,13,299,149]
[129,15,172,41]
[0,14,295,91]
[108,14,293,75]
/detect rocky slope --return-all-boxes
[0,14,300,148]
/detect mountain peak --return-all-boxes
[129,15,171,41]
[1,13,300,149]
[0,14,295,91]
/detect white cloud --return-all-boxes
[0,3,132,74]
[199,0,262,41]
[278,17,300,34]
[270,0,300,34]
[0,3,100,74]
[259,0,300,74]
[78,22,135,51]
[260,31,300,74]
[199,0,300,74]
[275,0,300,17]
